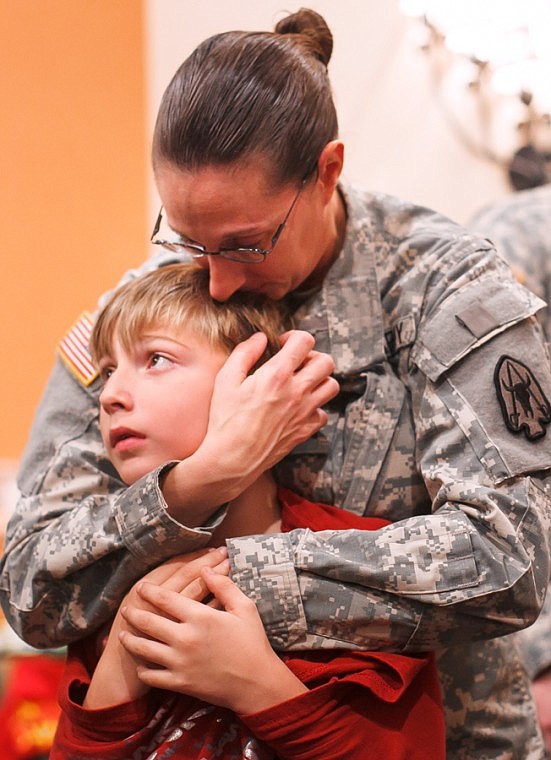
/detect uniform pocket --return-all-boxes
[412,279,551,482]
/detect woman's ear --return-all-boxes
[316,140,345,202]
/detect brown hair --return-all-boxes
[90,263,292,369]
[152,8,338,188]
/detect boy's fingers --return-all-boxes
[201,567,254,614]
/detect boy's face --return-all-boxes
[98,325,228,485]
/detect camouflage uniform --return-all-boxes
[2,185,551,758]
[470,185,551,689]
[470,185,551,343]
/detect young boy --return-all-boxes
[51,263,445,760]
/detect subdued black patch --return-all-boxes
[326,368,370,413]
[494,355,551,440]
[384,314,416,358]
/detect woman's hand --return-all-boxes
[162,330,338,525]
[207,329,338,470]
[119,567,307,715]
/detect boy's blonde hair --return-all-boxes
[90,263,291,368]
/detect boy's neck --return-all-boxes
[208,470,281,546]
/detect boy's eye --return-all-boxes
[150,353,172,368]
[99,366,114,382]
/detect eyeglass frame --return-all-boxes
[150,177,307,264]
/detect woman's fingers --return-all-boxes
[136,546,227,590]
[221,330,337,428]
[215,331,269,382]
[274,329,316,368]
[161,552,230,597]
[171,329,338,509]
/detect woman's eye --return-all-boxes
[231,239,262,249]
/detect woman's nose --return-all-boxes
[204,256,247,301]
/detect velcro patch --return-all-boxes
[57,311,98,386]
[494,355,551,440]
[455,301,500,339]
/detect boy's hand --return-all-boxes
[119,567,306,714]
[84,548,229,708]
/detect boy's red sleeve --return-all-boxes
[240,650,446,760]
[51,638,163,759]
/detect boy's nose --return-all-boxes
[99,374,134,414]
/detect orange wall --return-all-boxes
[0,1,148,459]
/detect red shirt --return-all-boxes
[52,488,445,759]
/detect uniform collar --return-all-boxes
[292,184,386,377]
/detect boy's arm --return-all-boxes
[115,571,444,760]
[83,595,147,709]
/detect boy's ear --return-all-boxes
[316,140,344,203]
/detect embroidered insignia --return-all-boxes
[57,311,98,386]
[494,355,551,440]
[384,314,416,358]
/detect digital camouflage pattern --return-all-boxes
[470,185,551,690]
[2,186,551,758]
[470,185,551,342]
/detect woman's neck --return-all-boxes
[297,185,347,292]
[208,470,281,546]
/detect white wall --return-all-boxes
[145,0,514,225]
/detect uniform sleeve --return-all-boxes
[468,192,551,680]
[0,360,218,649]
[227,256,551,652]
[227,476,550,653]
[469,187,551,343]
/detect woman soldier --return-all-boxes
[3,9,551,758]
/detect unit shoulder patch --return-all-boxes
[57,311,98,386]
[494,354,551,440]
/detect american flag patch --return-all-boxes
[57,311,98,386]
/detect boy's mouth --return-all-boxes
[109,427,146,450]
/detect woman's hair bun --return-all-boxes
[274,8,333,67]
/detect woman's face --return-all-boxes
[154,156,342,302]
